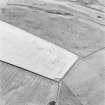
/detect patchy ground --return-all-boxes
[0,0,105,105]
[0,4,105,57]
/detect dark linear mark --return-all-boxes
[45,9,73,16]
[0,60,59,83]
[7,3,74,16]
[82,47,105,59]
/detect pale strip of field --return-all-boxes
[0,0,8,7]
[0,20,78,81]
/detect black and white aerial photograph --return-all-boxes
[0,0,105,105]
